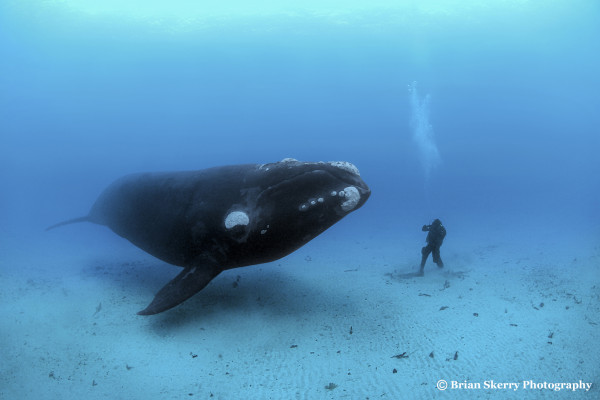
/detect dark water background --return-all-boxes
[1,0,599,253]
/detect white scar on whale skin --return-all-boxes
[224,211,249,229]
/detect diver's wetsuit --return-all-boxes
[420,219,446,272]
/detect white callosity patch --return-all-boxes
[224,211,250,229]
[328,161,360,176]
[340,186,360,212]
[259,158,298,171]
[299,195,325,212]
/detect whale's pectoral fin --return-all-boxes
[138,264,222,315]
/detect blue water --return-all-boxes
[1,0,599,398]
[2,0,598,241]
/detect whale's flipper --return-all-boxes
[45,216,91,231]
[137,264,222,315]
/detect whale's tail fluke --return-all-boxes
[45,216,90,231]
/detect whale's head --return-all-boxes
[223,158,370,266]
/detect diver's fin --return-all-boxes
[45,216,90,231]
[137,264,222,315]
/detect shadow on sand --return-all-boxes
[386,266,469,281]
[80,257,363,332]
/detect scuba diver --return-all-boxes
[419,219,446,275]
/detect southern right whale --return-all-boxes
[47,158,371,315]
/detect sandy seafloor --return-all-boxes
[1,221,598,399]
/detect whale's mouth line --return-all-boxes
[256,169,329,200]
[256,168,370,210]
[258,168,368,206]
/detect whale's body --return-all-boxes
[48,159,370,315]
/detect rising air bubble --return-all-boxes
[409,81,441,179]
